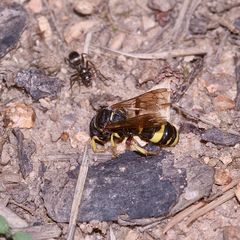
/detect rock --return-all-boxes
[73,0,99,15]
[170,156,214,214]
[214,168,232,185]
[189,16,208,35]
[15,68,62,101]
[3,103,36,129]
[148,0,176,12]
[0,2,27,58]
[201,128,240,146]
[219,153,233,165]
[12,129,36,178]
[7,183,30,203]
[43,151,214,223]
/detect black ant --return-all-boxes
[65,51,109,89]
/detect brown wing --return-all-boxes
[111,88,170,118]
[105,113,167,130]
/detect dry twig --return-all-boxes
[12,224,61,240]
[42,0,65,44]
[162,179,239,233]
[171,0,191,41]
[186,189,235,226]
[67,144,90,240]
[162,202,205,234]
[205,11,240,35]
[98,46,207,60]
[234,55,240,110]
[207,178,240,202]
[180,0,202,41]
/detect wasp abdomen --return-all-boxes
[138,122,179,147]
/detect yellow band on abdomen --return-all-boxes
[150,125,165,143]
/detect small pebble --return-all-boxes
[148,0,176,12]
[64,20,99,43]
[26,0,43,13]
[4,103,36,129]
[74,1,95,15]
[37,16,52,40]
[214,168,232,185]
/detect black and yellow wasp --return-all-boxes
[89,88,179,155]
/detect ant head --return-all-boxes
[68,51,81,65]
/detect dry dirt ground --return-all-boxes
[0,0,240,239]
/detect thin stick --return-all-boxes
[234,55,240,110]
[42,0,65,44]
[67,144,90,240]
[186,189,235,226]
[180,0,202,41]
[213,31,229,65]
[171,0,191,41]
[162,202,205,234]
[98,46,208,60]
[207,178,240,202]
[205,11,240,35]
[160,179,239,233]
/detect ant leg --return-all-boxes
[88,60,110,86]
[69,73,81,90]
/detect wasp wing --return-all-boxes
[105,113,167,130]
[111,88,170,118]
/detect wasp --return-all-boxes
[89,88,179,155]
[66,51,109,89]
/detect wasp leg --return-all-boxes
[91,136,106,153]
[131,138,159,156]
[110,132,122,156]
